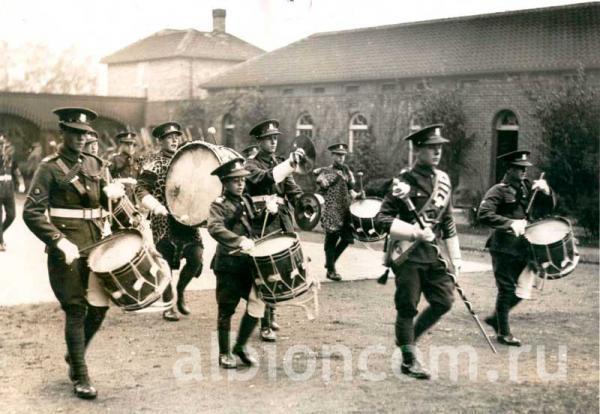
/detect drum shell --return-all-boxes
[165,141,242,226]
[525,217,579,280]
[249,233,310,303]
[89,230,170,311]
[349,197,385,242]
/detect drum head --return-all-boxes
[350,197,382,218]
[525,218,571,245]
[165,141,242,226]
[247,234,297,257]
[88,230,143,273]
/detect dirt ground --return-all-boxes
[0,252,598,414]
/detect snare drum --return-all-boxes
[349,197,386,242]
[165,141,242,226]
[524,217,580,280]
[111,196,144,229]
[88,229,172,311]
[246,233,312,304]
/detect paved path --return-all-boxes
[0,198,492,306]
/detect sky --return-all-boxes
[0,0,589,56]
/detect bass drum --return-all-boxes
[165,141,242,226]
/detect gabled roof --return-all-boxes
[101,29,264,64]
[203,2,600,88]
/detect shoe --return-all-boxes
[400,360,431,380]
[73,379,97,400]
[270,320,280,331]
[326,270,342,282]
[176,293,190,315]
[497,334,522,347]
[260,327,276,342]
[162,308,180,322]
[219,353,237,369]
[232,344,257,366]
[484,316,499,334]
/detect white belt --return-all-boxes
[49,207,107,219]
[251,195,285,205]
[0,174,12,181]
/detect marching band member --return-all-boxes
[108,130,140,182]
[0,133,25,251]
[134,122,204,321]
[23,107,125,399]
[315,143,363,281]
[207,158,265,368]
[241,144,259,160]
[375,124,461,380]
[478,150,555,346]
[244,119,304,342]
[82,132,100,157]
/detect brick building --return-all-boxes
[101,9,264,125]
[201,3,600,198]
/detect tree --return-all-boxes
[0,43,97,94]
[413,89,476,187]
[529,68,599,238]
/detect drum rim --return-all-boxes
[524,216,573,246]
[88,229,145,273]
[246,232,300,258]
[165,140,243,226]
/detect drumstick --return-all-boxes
[260,210,270,238]
[358,171,364,195]
[402,196,498,354]
[525,172,545,218]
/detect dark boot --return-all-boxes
[176,265,197,315]
[414,304,450,341]
[65,306,97,399]
[233,313,259,366]
[218,330,237,369]
[497,334,522,346]
[269,309,280,331]
[399,345,430,380]
[326,269,342,281]
[66,306,108,381]
[484,314,499,334]
[177,293,190,315]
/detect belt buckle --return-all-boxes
[83,208,94,219]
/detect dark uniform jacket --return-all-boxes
[478,176,555,257]
[315,163,356,233]
[245,151,303,232]
[135,149,201,244]
[207,193,255,274]
[23,145,108,253]
[376,163,457,263]
[108,152,140,179]
[0,152,19,198]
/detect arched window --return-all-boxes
[348,113,368,153]
[296,113,314,138]
[222,113,235,147]
[493,110,519,183]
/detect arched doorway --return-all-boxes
[493,110,519,183]
[222,113,235,148]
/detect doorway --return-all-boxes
[493,110,519,183]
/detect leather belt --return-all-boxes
[251,195,285,205]
[49,207,107,219]
[0,174,12,181]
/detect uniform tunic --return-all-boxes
[376,163,456,316]
[23,146,108,307]
[245,151,303,234]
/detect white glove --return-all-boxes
[141,194,168,216]
[510,219,528,237]
[56,238,80,265]
[416,226,435,242]
[289,148,305,168]
[265,195,279,214]
[18,183,26,193]
[391,179,410,199]
[239,237,255,252]
[116,177,137,186]
[532,179,550,195]
[103,182,125,200]
[452,259,462,278]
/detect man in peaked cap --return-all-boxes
[244,119,304,342]
[108,129,141,200]
[315,142,363,281]
[0,133,25,251]
[207,158,267,369]
[135,121,204,322]
[241,144,259,160]
[478,149,555,347]
[23,107,126,399]
[83,132,99,156]
[375,124,461,380]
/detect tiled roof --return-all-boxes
[202,2,600,88]
[101,29,264,64]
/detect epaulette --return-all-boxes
[214,196,225,204]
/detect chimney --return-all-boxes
[212,9,226,33]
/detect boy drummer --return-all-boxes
[207,158,266,368]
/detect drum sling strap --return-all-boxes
[56,158,87,196]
